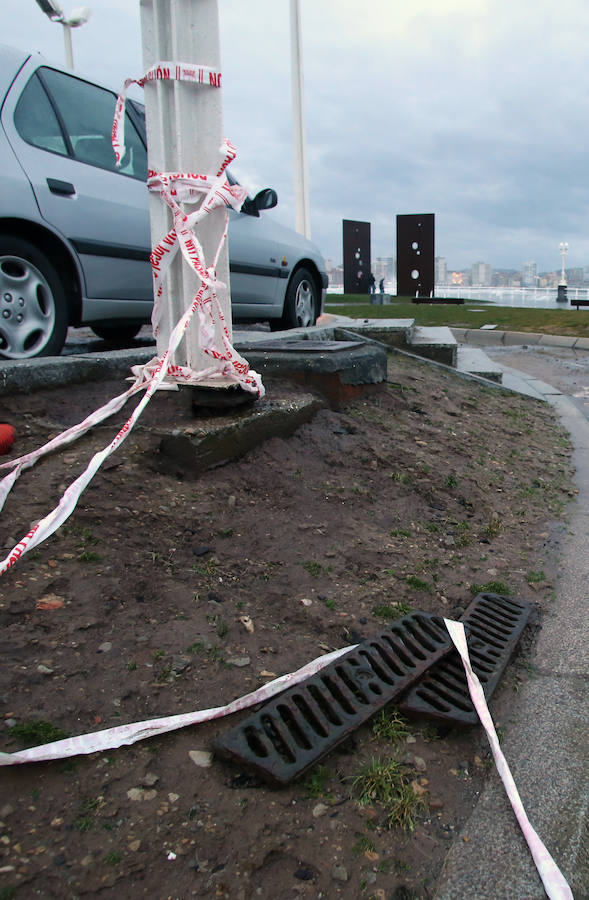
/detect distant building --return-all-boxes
[522,261,537,286]
[435,256,447,285]
[471,262,492,286]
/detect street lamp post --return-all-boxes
[557,241,568,302]
[34,1,91,70]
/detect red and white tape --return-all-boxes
[0,61,263,575]
[112,61,222,165]
[0,644,355,766]
[444,619,573,900]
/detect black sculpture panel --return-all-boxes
[343,219,371,295]
[396,214,435,297]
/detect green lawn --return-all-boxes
[324,294,589,338]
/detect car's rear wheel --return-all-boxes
[91,323,143,343]
[273,267,318,330]
[0,237,68,359]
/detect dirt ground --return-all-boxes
[0,350,576,899]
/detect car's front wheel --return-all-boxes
[0,237,68,359]
[273,267,318,330]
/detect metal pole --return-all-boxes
[290,0,311,238]
[139,0,233,382]
[63,23,74,68]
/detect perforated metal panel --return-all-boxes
[396,213,435,297]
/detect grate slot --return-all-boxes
[214,612,454,784]
[399,593,532,726]
[307,683,343,726]
[370,641,405,677]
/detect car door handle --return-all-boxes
[47,178,76,196]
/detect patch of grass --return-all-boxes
[78,550,103,563]
[323,596,336,610]
[155,664,172,683]
[302,764,331,799]
[469,580,511,596]
[351,756,425,831]
[0,887,18,900]
[186,641,205,655]
[483,517,503,538]
[425,522,439,533]
[217,527,233,537]
[10,720,67,747]
[152,649,165,660]
[303,560,327,577]
[527,570,546,583]
[104,851,122,865]
[127,660,137,672]
[390,528,411,538]
[372,603,411,620]
[405,575,433,592]
[74,815,94,832]
[216,619,229,638]
[445,474,458,489]
[352,834,376,856]
[372,709,410,743]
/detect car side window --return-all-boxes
[14,73,68,156]
[38,67,147,181]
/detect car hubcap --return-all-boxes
[295,278,314,327]
[0,256,56,358]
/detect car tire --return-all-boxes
[91,323,144,343]
[0,237,68,359]
[273,267,318,330]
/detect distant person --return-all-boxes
[369,273,376,295]
[379,278,385,293]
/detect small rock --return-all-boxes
[193,546,212,557]
[168,792,180,804]
[171,656,190,674]
[0,836,10,845]
[410,779,428,797]
[312,803,329,818]
[300,598,313,607]
[227,657,250,668]
[142,772,159,787]
[36,594,65,611]
[405,734,417,744]
[128,840,141,852]
[80,855,93,866]
[473,755,485,768]
[430,799,444,810]
[0,805,14,818]
[332,864,349,883]
[364,850,379,862]
[228,495,237,508]
[239,615,254,634]
[259,670,276,678]
[127,788,157,802]
[189,750,213,768]
[413,755,427,772]
[36,664,53,675]
[98,642,112,653]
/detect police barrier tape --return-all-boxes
[0,65,263,576]
[444,619,573,900]
[0,618,574,896]
[0,644,355,766]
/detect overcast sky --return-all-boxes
[3,0,589,272]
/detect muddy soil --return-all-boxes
[0,351,575,900]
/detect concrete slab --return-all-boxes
[456,347,503,382]
[410,325,457,366]
[502,331,543,346]
[538,334,577,348]
[452,327,506,346]
[573,337,589,351]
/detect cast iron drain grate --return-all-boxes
[398,593,532,725]
[214,612,454,785]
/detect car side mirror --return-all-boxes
[254,188,278,211]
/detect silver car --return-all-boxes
[0,45,327,359]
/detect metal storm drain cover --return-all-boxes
[399,593,532,726]
[214,612,454,785]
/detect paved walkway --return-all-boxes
[432,340,588,899]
